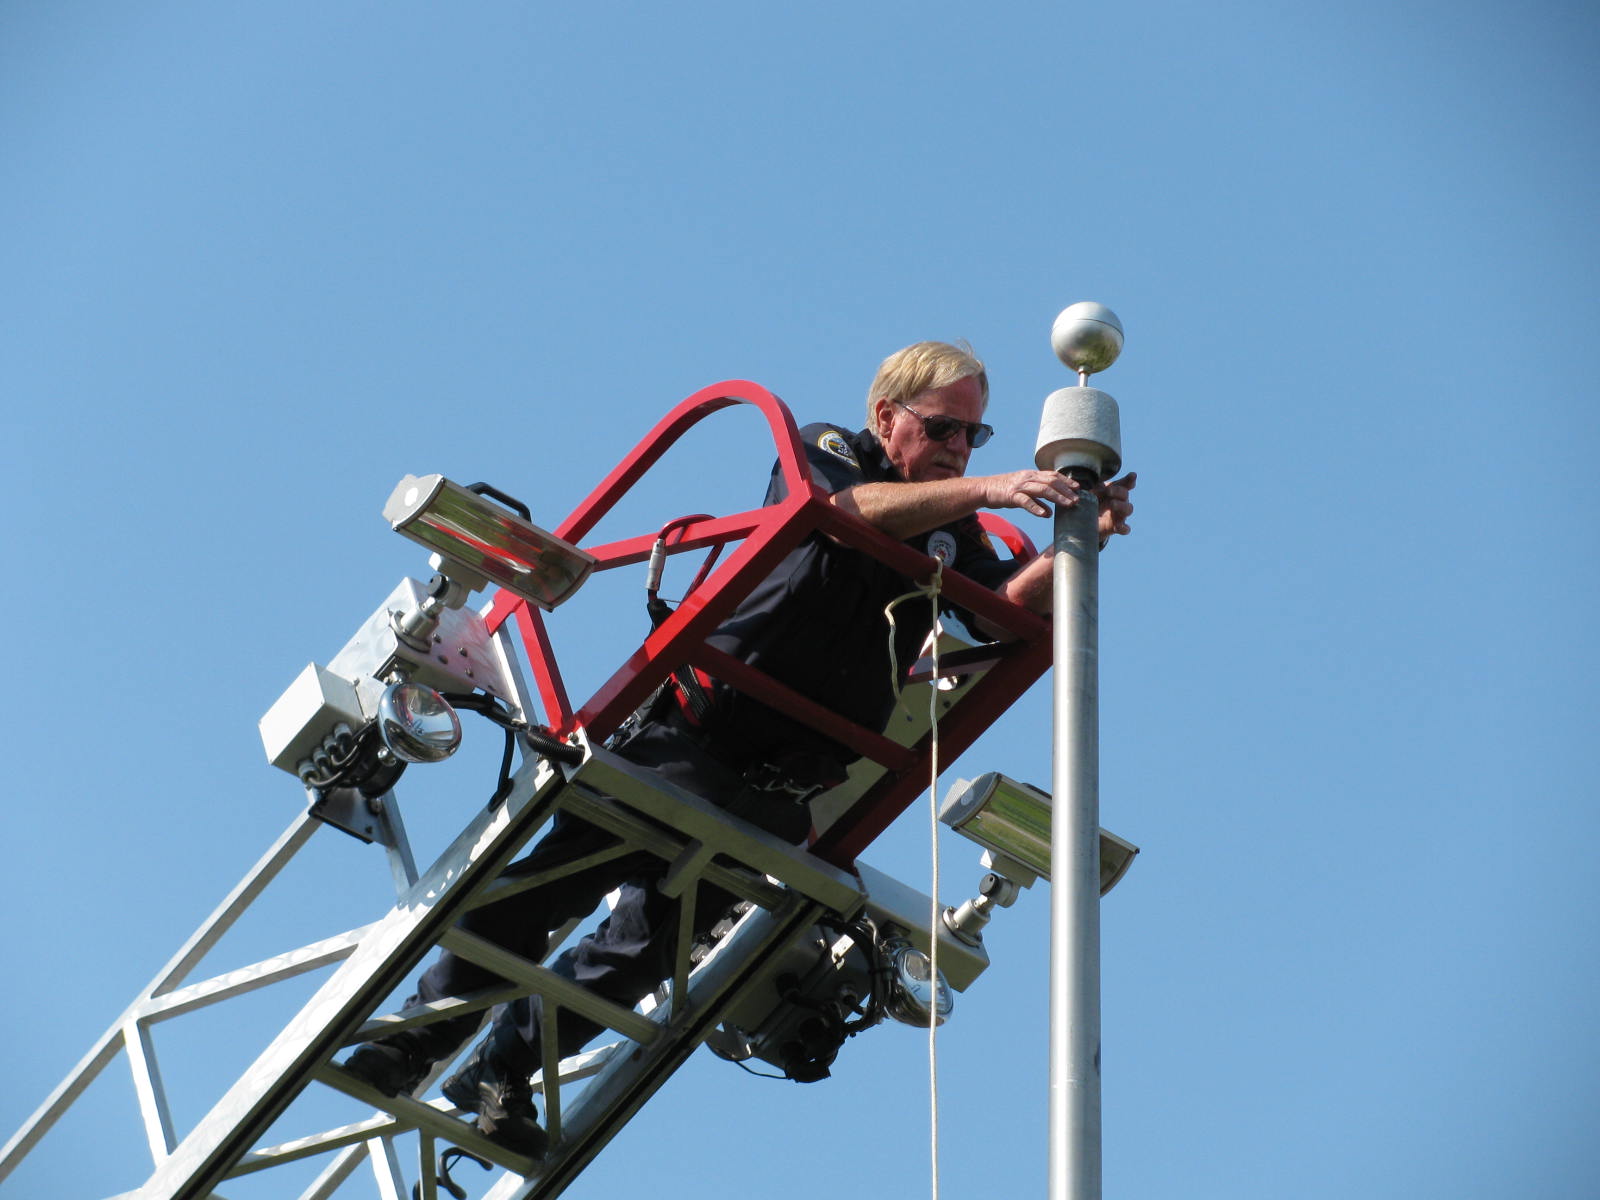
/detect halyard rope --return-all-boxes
[885,557,947,1200]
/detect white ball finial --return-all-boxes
[1051,301,1124,377]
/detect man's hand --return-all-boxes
[990,470,1137,623]
[978,469,1083,517]
[1098,471,1136,540]
[978,468,1136,542]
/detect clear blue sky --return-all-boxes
[4,2,1596,1197]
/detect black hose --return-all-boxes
[437,690,584,766]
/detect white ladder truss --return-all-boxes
[1,738,865,1200]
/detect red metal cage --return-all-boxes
[483,380,1052,868]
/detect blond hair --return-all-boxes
[865,341,988,435]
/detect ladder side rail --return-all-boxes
[134,755,570,1200]
[0,813,320,1186]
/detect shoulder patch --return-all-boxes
[927,530,958,566]
[817,429,858,466]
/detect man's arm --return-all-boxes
[996,549,1054,614]
[833,470,1137,547]
[935,471,1137,633]
[830,469,1085,539]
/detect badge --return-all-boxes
[927,530,958,565]
[817,430,858,466]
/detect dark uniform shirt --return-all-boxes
[696,422,1019,775]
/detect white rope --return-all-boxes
[884,559,946,1200]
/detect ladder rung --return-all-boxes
[312,1064,541,1179]
[567,744,862,915]
[438,930,663,1046]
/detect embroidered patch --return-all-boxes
[817,429,858,466]
[927,530,958,566]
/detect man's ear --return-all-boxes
[871,395,896,437]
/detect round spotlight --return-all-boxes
[376,681,462,764]
[881,939,954,1027]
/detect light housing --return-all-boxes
[384,474,596,611]
[375,681,462,764]
[881,938,954,1026]
[940,772,1139,896]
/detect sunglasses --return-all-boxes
[894,399,994,448]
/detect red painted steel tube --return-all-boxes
[689,645,918,772]
[553,382,811,547]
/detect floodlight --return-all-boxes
[880,938,954,1027]
[383,474,596,610]
[940,772,1139,896]
[375,681,462,764]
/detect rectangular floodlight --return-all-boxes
[940,772,1140,896]
[384,474,596,611]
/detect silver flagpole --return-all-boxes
[1035,303,1124,1200]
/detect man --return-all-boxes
[345,341,1135,1156]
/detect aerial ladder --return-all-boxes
[1,380,1134,1199]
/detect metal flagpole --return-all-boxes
[1035,302,1125,1200]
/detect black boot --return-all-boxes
[344,1021,471,1097]
[440,1020,548,1159]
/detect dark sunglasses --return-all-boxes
[894,399,994,448]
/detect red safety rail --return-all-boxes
[483,380,1052,868]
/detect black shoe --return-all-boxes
[440,1023,548,1159]
[344,1024,469,1096]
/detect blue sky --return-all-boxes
[3,2,1596,1197]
